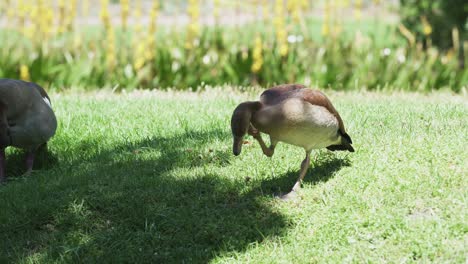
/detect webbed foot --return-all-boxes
[278,190,298,201]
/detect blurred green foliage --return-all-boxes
[0,19,466,92]
[399,0,467,50]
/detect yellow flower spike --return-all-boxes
[421,16,432,36]
[134,0,142,19]
[82,0,90,17]
[334,24,342,36]
[287,0,301,23]
[2,0,10,20]
[144,50,153,62]
[322,1,331,37]
[145,34,156,61]
[133,41,147,70]
[213,0,220,21]
[16,0,27,29]
[30,1,40,40]
[41,0,54,36]
[189,24,199,34]
[143,0,159,63]
[279,44,288,57]
[277,29,287,41]
[44,7,54,37]
[273,17,282,27]
[324,1,330,19]
[330,0,336,11]
[251,36,263,73]
[73,33,82,50]
[321,24,329,36]
[25,25,35,40]
[69,0,78,26]
[274,0,288,57]
[132,0,158,71]
[354,0,362,21]
[292,10,300,23]
[274,0,283,13]
[261,0,269,20]
[330,0,342,37]
[100,0,111,30]
[186,0,200,49]
[106,27,117,70]
[39,2,52,40]
[7,9,14,26]
[57,0,66,34]
[121,0,130,30]
[133,0,143,34]
[149,0,160,35]
[134,58,145,71]
[185,42,193,50]
[20,65,30,81]
[286,0,294,12]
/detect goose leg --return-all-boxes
[281,151,311,200]
[25,150,35,175]
[0,148,5,183]
[255,135,277,157]
[248,125,277,157]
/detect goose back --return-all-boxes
[260,84,350,139]
[253,84,353,151]
[0,79,57,149]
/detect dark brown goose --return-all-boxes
[0,79,57,183]
[231,84,354,199]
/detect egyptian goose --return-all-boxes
[231,84,354,199]
[0,79,57,183]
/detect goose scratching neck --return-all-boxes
[230,101,262,156]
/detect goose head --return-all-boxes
[230,101,261,156]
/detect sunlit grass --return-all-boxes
[0,88,466,262]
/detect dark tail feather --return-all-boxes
[327,131,354,152]
[341,131,352,144]
[327,144,354,152]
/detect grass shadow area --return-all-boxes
[0,129,288,263]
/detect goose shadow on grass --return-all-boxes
[257,156,352,197]
[0,128,350,263]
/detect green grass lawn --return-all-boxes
[0,89,466,263]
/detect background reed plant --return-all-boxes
[0,0,465,92]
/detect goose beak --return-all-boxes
[233,137,243,156]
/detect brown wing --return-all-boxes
[302,89,352,143]
[260,85,347,133]
[259,84,306,105]
[259,84,353,150]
